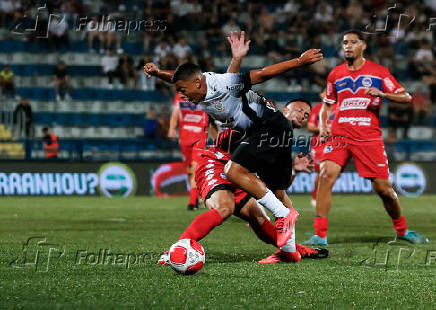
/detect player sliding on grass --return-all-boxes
[159,126,329,265]
[303,30,429,246]
[145,31,323,251]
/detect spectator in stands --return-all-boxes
[48,13,70,51]
[153,39,172,63]
[101,49,119,89]
[157,106,170,138]
[144,107,158,138]
[172,37,192,62]
[387,101,414,140]
[87,15,101,53]
[13,97,32,137]
[137,55,155,91]
[42,127,59,159]
[0,64,17,99]
[0,0,20,28]
[410,40,433,79]
[52,61,72,102]
[411,87,432,125]
[118,53,138,89]
[99,15,123,55]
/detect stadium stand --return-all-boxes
[0,0,434,160]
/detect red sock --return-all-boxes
[188,187,199,205]
[312,188,317,200]
[179,209,223,241]
[392,216,408,236]
[249,219,277,246]
[314,216,328,238]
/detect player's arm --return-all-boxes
[248,49,323,85]
[319,102,333,138]
[365,88,412,103]
[144,63,174,83]
[226,31,250,73]
[168,105,179,138]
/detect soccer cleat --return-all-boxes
[258,250,301,264]
[296,244,329,259]
[398,230,430,244]
[157,251,169,265]
[302,234,328,246]
[187,204,197,211]
[275,208,299,248]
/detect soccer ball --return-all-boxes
[168,239,205,275]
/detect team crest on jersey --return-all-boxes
[362,77,372,87]
[213,100,225,112]
[324,145,333,153]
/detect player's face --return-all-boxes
[342,34,365,61]
[283,101,311,128]
[175,77,202,103]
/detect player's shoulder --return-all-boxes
[311,102,323,113]
[365,60,390,74]
[329,63,347,78]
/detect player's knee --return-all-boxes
[319,167,337,186]
[214,195,235,219]
[376,184,398,203]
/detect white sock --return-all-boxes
[280,228,296,253]
[257,189,290,218]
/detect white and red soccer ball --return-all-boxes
[168,239,205,275]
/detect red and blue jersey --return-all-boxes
[324,60,405,143]
[173,93,209,147]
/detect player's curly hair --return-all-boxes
[172,63,202,83]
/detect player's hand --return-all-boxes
[365,87,385,98]
[319,125,331,142]
[298,49,323,66]
[227,31,251,59]
[144,62,160,77]
[293,152,314,173]
[168,128,177,138]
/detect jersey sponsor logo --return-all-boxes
[215,151,225,159]
[383,77,395,92]
[183,114,203,123]
[339,97,371,111]
[226,84,244,91]
[338,117,371,126]
[182,125,202,133]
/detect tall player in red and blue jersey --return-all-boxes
[304,30,429,246]
[169,93,209,210]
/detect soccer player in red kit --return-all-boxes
[304,30,429,246]
[169,92,209,210]
[307,89,337,207]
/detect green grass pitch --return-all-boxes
[0,195,435,309]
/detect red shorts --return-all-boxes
[180,144,202,165]
[311,146,324,173]
[195,154,250,214]
[321,140,389,179]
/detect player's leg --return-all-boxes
[303,160,342,246]
[179,189,234,241]
[312,173,319,207]
[351,143,430,244]
[181,145,198,210]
